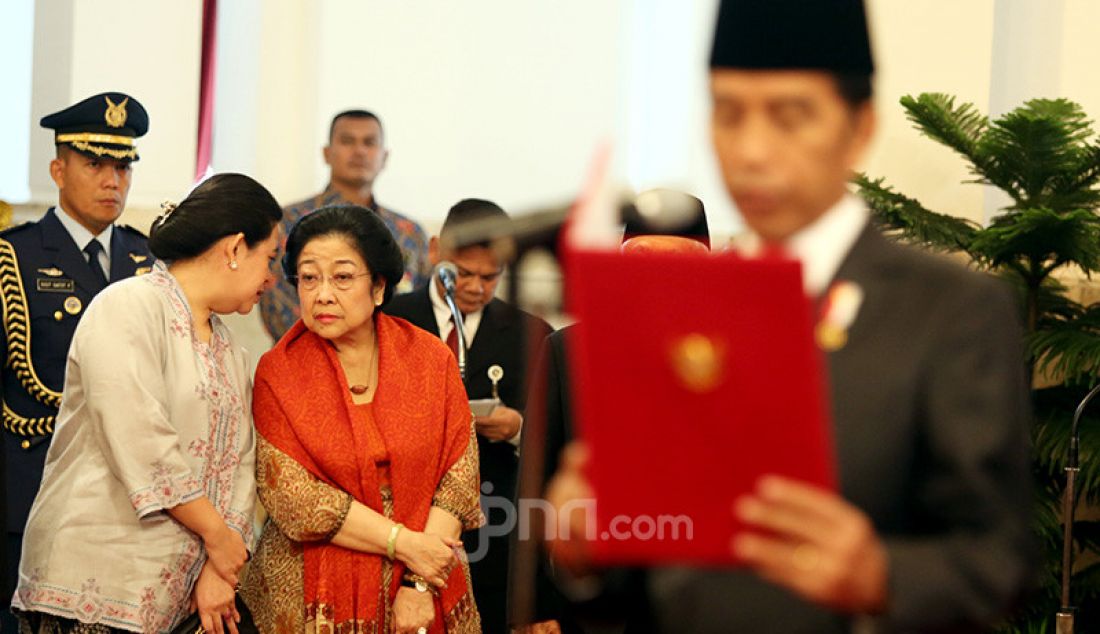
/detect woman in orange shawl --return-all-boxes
[240,206,482,633]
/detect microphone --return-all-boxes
[437,261,458,296]
[437,261,467,383]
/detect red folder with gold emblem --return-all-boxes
[564,249,835,566]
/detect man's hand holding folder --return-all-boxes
[546,444,890,614]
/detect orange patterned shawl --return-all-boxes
[253,314,472,632]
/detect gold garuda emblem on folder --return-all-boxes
[669,333,726,393]
[105,96,129,128]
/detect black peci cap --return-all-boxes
[623,189,710,249]
[709,0,874,75]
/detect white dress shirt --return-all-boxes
[56,204,113,276]
[732,193,869,296]
[429,276,484,347]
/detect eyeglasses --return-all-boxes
[289,271,371,291]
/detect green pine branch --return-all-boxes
[852,173,978,252]
[968,207,1100,277]
[978,99,1098,205]
[1030,303,1100,386]
[900,93,989,175]
[1040,142,1100,210]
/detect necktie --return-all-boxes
[445,316,461,359]
[83,240,108,287]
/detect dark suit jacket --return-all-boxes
[384,284,553,631]
[1,208,152,601]
[531,225,1034,633]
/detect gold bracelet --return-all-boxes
[386,523,404,560]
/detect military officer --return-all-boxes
[1,92,153,628]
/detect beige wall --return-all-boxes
[1060,1,1100,124]
[27,0,202,222]
[862,0,996,225]
[202,0,630,230]
[863,0,1100,225]
[9,0,1100,354]
[17,1,1100,229]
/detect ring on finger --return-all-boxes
[790,543,821,572]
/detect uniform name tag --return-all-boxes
[36,278,75,293]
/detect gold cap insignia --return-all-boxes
[64,296,82,315]
[36,267,64,277]
[128,253,148,263]
[104,96,129,128]
[669,333,726,393]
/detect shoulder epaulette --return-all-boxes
[117,223,149,239]
[0,221,34,238]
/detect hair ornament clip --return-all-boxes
[155,200,179,228]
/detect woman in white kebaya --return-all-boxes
[12,173,282,634]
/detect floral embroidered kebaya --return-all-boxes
[13,262,256,633]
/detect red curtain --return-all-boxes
[195,0,217,181]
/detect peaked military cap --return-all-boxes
[709,0,874,74]
[40,92,149,161]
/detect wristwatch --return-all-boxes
[401,576,430,593]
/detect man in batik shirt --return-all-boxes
[259,109,430,340]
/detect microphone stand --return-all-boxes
[1057,381,1100,634]
[444,291,468,383]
